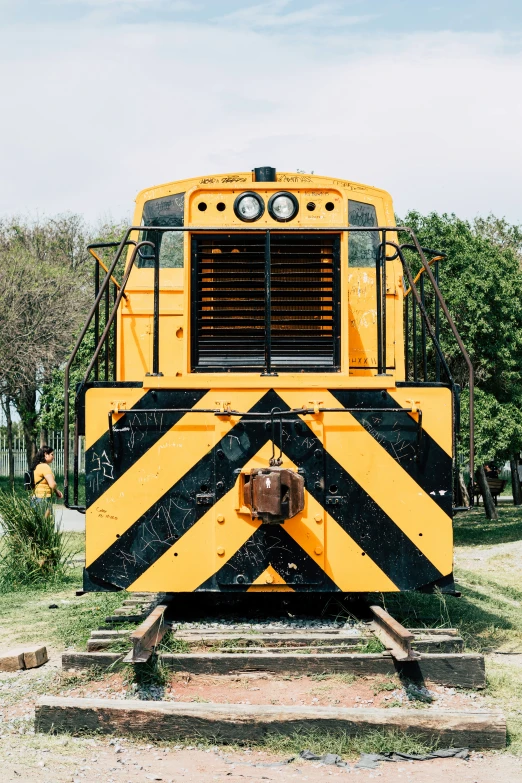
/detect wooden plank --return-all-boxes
[173,633,463,653]
[23,645,49,669]
[87,640,130,652]
[0,649,25,672]
[104,614,146,624]
[61,651,485,688]
[35,697,506,749]
[125,605,169,664]
[0,645,48,672]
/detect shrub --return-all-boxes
[0,489,73,588]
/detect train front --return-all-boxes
[79,166,458,596]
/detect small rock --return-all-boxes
[48,604,58,609]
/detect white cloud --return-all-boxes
[215,1,375,29]
[0,19,521,224]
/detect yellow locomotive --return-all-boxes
[65,167,473,596]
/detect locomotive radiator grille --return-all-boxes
[191,233,340,371]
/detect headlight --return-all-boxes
[234,192,264,222]
[268,191,299,222]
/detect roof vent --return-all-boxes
[253,166,276,182]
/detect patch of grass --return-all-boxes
[377,564,522,655]
[357,637,385,654]
[57,593,129,648]
[373,679,398,694]
[310,672,356,684]
[0,489,77,588]
[129,656,170,690]
[260,727,440,758]
[454,506,522,547]
[486,662,522,755]
[157,634,190,654]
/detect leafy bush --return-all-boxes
[0,489,73,588]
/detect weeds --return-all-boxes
[357,638,385,654]
[486,662,522,754]
[157,634,190,654]
[310,672,356,684]
[0,489,76,588]
[260,727,440,758]
[373,679,398,694]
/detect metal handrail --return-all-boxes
[404,256,445,297]
[64,223,474,512]
[63,237,138,508]
[87,247,126,296]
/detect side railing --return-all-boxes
[64,225,473,511]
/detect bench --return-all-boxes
[473,477,507,507]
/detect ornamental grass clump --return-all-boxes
[0,489,72,589]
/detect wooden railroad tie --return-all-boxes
[63,650,485,689]
[35,697,506,749]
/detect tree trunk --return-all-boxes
[17,386,39,470]
[1,395,15,489]
[476,465,498,520]
[458,472,470,507]
[510,456,522,506]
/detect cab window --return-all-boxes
[138,193,184,268]
[348,200,380,267]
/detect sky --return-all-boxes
[1,0,522,224]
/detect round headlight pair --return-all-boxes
[233,191,299,223]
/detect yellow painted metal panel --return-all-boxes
[85,388,147,449]
[247,565,294,592]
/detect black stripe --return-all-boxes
[328,389,453,516]
[85,389,209,507]
[86,390,443,591]
[197,526,339,592]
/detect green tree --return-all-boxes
[400,211,522,510]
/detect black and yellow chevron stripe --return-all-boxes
[83,385,454,594]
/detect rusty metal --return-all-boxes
[124,604,169,664]
[369,604,421,662]
[243,467,305,524]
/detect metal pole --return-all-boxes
[381,231,387,373]
[262,230,276,376]
[375,236,383,374]
[435,261,440,383]
[151,240,162,376]
[104,282,110,381]
[413,290,418,382]
[113,283,118,381]
[420,273,428,381]
[405,290,409,381]
[94,263,100,382]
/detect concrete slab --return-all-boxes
[54,505,85,532]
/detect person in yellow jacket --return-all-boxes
[31,446,63,514]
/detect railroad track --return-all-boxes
[60,593,484,689]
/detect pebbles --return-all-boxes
[172,617,358,632]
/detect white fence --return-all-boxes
[0,431,85,476]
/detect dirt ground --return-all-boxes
[0,734,521,783]
[1,507,522,782]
